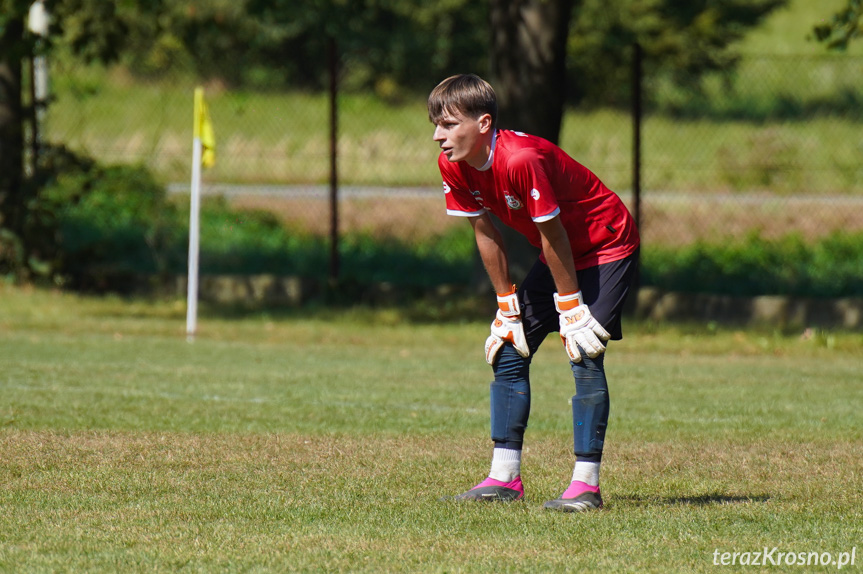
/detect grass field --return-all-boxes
[1,285,861,572]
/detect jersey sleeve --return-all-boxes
[505,148,561,222]
[438,154,486,217]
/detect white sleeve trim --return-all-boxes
[532,206,560,223]
[447,208,487,217]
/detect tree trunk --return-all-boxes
[0,16,25,235]
[490,0,574,144]
[477,0,574,291]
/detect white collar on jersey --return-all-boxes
[476,130,497,171]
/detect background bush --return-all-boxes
[182,197,475,290]
[641,232,863,298]
[20,150,861,300]
[22,154,475,294]
[31,149,178,290]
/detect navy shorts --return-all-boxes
[518,250,639,353]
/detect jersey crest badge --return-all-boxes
[503,191,523,210]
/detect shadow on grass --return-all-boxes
[617,493,771,507]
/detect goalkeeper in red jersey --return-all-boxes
[428,74,640,511]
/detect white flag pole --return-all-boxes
[186,136,203,342]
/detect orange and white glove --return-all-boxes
[555,290,610,362]
[484,286,530,365]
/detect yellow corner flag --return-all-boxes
[193,87,216,168]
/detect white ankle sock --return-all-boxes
[489,448,522,482]
[571,460,600,486]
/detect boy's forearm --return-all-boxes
[537,217,579,294]
[471,215,513,294]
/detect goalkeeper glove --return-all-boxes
[555,290,610,362]
[485,285,530,365]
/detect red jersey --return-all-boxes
[438,129,640,270]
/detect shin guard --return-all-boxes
[490,379,530,448]
[490,344,532,448]
[571,354,610,460]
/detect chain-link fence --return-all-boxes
[43,53,863,271]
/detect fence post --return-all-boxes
[631,42,642,293]
[328,36,340,285]
[28,0,50,171]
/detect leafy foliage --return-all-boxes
[812,0,863,49]
[47,0,128,63]
[8,154,476,293]
[41,0,489,94]
[0,0,41,60]
[185,197,474,289]
[25,147,178,290]
[190,197,327,278]
[641,231,863,298]
[38,0,788,101]
[567,0,788,106]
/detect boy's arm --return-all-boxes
[535,215,610,361]
[534,215,579,294]
[469,212,512,294]
[470,212,530,363]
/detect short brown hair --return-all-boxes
[428,74,497,127]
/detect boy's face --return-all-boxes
[432,108,493,168]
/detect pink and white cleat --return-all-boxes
[451,476,524,502]
[543,481,603,512]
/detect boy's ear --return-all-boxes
[477,113,493,134]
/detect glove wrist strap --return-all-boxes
[554,290,583,313]
[497,285,520,317]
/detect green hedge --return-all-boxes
[20,154,863,299]
[641,232,863,298]
[30,161,475,290]
[179,196,475,289]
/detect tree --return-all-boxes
[0,0,35,238]
[485,0,790,133]
[813,0,863,49]
[566,0,788,108]
[489,0,574,144]
[483,0,574,284]
[238,0,490,93]
[0,0,156,274]
[95,0,489,93]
